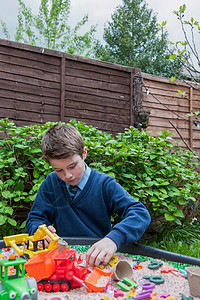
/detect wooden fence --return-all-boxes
[0,39,199,155]
[142,73,200,156]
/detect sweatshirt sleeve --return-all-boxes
[104,178,151,249]
[25,173,57,235]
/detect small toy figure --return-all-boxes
[0,255,37,299]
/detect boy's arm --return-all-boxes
[87,177,151,266]
[25,176,56,235]
[104,179,151,249]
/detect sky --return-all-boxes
[0,0,199,46]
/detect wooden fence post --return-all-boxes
[60,56,66,122]
[130,70,134,126]
[133,68,143,129]
[189,87,193,149]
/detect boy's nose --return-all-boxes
[64,170,72,180]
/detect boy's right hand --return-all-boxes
[38,225,58,248]
[86,237,117,267]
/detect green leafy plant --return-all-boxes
[0,119,54,237]
[0,118,199,239]
[71,119,200,232]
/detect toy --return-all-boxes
[117,277,137,292]
[143,275,164,285]
[25,248,91,292]
[112,260,134,281]
[84,267,113,292]
[185,266,200,297]
[3,224,60,259]
[0,255,37,299]
[148,261,163,270]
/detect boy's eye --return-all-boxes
[69,164,76,169]
[56,169,62,173]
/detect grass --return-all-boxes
[147,239,200,259]
[143,221,200,259]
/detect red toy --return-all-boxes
[25,247,91,292]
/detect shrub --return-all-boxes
[0,118,199,238]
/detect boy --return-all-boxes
[26,123,151,267]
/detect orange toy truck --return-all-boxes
[25,247,91,292]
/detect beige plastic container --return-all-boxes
[112,260,134,281]
[185,266,200,297]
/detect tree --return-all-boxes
[0,0,97,57]
[163,5,200,84]
[160,5,200,127]
[94,0,181,77]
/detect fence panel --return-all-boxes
[0,39,199,155]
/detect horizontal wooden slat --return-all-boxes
[0,38,199,154]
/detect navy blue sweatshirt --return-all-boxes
[26,168,151,249]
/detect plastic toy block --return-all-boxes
[142,282,155,291]
[179,269,187,277]
[134,291,152,300]
[180,294,194,300]
[108,256,119,267]
[161,268,171,273]
[149,275,164,285]
[171,270,186,277]
[114,289,124,297]
[148,261,163,270]
[117,277,137,292]
[159,293,170,298]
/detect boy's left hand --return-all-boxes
[86,237,117,267]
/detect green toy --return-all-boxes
[117,277,137,292]
[0,255,37,299]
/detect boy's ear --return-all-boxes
[83,147,87,160]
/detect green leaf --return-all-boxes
[150,196,158,202]
[33,168,40,178]
[159,188,167,194]
[7,218,17,226]
[7,157,16,163]
[2,190,13,199]
[107,172,115,178]
[173,209,184,218]
[4,206,13,215]
[30,148,42,154]
[164,213,175,221]
[178,199,187,205]
[0,215,6,225]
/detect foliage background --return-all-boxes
[0,118,199,241]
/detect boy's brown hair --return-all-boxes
[41,123,85,161]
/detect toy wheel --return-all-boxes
[61,282,71,292]
[37,283,44,291]
[45,283,52,292]
[53,283,60,292]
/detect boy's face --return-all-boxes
[49,147,87,186]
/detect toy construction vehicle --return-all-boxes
[0,255,37,300]
[25,247,91,292]
[3,224,60,259]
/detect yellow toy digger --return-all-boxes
[3,224,61,259]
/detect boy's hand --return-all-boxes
[38,225,58,248]
[86,237,117,267]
